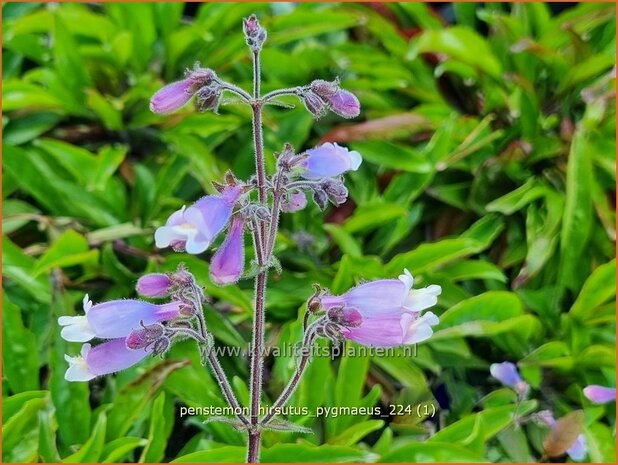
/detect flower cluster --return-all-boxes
[489,362,606,461]
[59,267,197,381]
[310,269,441,348]
[301,78,361,119]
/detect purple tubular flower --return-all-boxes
[300,143,362,180]
[490,362,522,387]
[136,273,173,298]
[150,79,194,114]
[58,294,182,342]
[326,89,361,119]
[490,362,529,396]
[322,269,441,347]
[209,216,245,285]
[155,185,242,254]
[281,190,307,213]
[64,339,152,382]
[150,67,215,114]
[583,385,616,404]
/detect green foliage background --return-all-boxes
[2,2,616,463]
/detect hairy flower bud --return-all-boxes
[308,79,360,119]
[150,66,217,114]
[136,273,173,298]
[126,322,165,350]
[243,14,267,52]
[281,190,307,213]
[301,91,328,119]
[312,189,328,210]
[322,178,349,205]
[327,89,360,119]
[310,79,339,97]
[196,84,223,113]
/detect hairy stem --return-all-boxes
[192,287,249,426]
[261,319,321,424]
[262,87,301,102]
[265,173,284,257]
[247,48,267,463]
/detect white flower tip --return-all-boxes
[154,227,173,248]
[348,150,362,171]
[82,294,92,313]
[184,237,209,255]
[58,316,96,342]
[398,269,414,289]
[427,284,442,296]
[64,354,95,382]
[422,311,440,326]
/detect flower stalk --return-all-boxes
[57,13,444,465]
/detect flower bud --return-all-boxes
[150,67,217,115]
[328,307,363,328]
[312,189,328,210]
[243,14,267,52]
[126,322,165,350]
[310,79,339,97]
[150,79,194,114]
[136,273,173,298]
[281,191,307,213]
[196,84,222,113]
[327,89,360,119]
[152,336,171,356]
[301,91,328,119]
[583,385,616,404]
[322,178,349,205]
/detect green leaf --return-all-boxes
[486,179,547,215]
[62,412,107,463]
[2,237,51,302]
[3,391,48,423]
[3,113,61,145]
[558,127,594,291]
[386,215,503,275]
[86,89,123,130]
[101,437,148,463]
[2,199,41,234]
[262,443,377,463]
[439,260,506,282]
[2,397,46,463]
[49,288,92,447]
[343,202,409,234]
[382,441,484,462]
[33,230,98,277]
[106,359,190,440]
[53,13,91,98]
[38,407,62,463]
[433,291,524,340]
[2,295,40,393]
[412,26,502,79]
[569,259,616,321]
[430,401,537,444]
[171,446,245,463]
[140,392,173,463]
[323,224,362,258]
[350,141,433,173]
[329,420,384,446]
